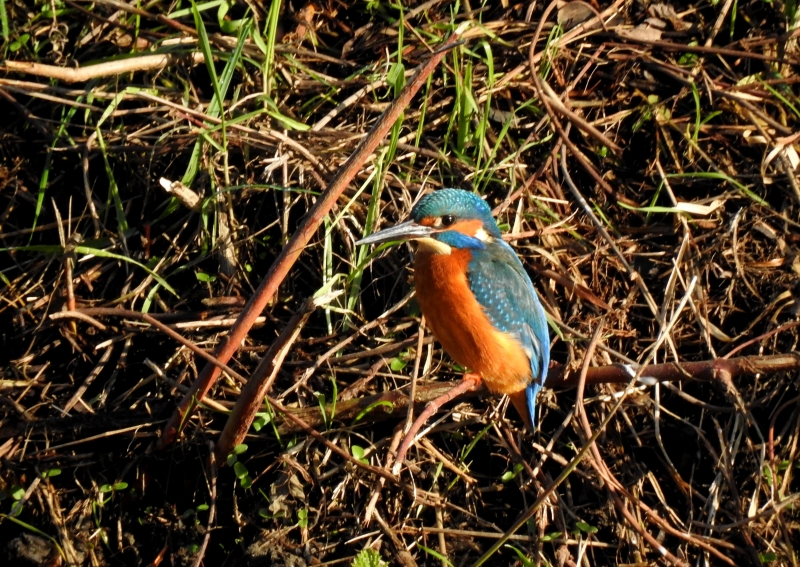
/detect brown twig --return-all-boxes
[404,316,426,433]
[363,426,405,526]
[215,294,327,461]
[190,440,217,567]
[609,38,800,66]
[3,53,206,83]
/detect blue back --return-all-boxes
[466,240,550,426]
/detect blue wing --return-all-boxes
[466,239,550,426]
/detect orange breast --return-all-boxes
[414,249,532,395]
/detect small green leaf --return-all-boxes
[227,454,238,466]
[297,508,308,528]
[42,468,61,478]
[351,548,388,567]
[114,482,128,491]
[195,271,217,282]
[760,552,778,563]
[9,34,30,52]
[252,413,272,432]
[233,444,248,455]
[540,531,562,542]
[501,463,523,482]
[389,357,406,371]
[351,445,368,465]
[234,461,249,479]
[240,475,253,489]
[575,521,597,534]
[678,52,699,66]
[196,503,209,511]
[11,486,25,500]
[99,484,113,493]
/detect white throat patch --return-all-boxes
[474,228,491,242]
[416,237,452,255]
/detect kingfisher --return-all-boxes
[357,189,550,428]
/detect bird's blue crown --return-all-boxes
[410,189,501,250]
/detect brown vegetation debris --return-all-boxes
[1,1,798,566]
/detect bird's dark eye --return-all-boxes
[441,214,456,227]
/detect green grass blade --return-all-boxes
[667,171,768,206]
[32,102,80,241]
[94,129,128,234]
[169,0,226,18]
[263,0,281,98]
[0,0,9,50]
[74,246,178,297]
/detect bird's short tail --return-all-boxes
[508,389,534,430]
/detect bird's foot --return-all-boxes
[392,373,482,475]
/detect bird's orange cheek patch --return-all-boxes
[450,219,483,237]
[419,217,436,227]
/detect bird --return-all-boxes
[357,189,550,429]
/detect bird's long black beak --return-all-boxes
[355,220,434,246]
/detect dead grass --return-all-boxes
[1,1,799,566]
